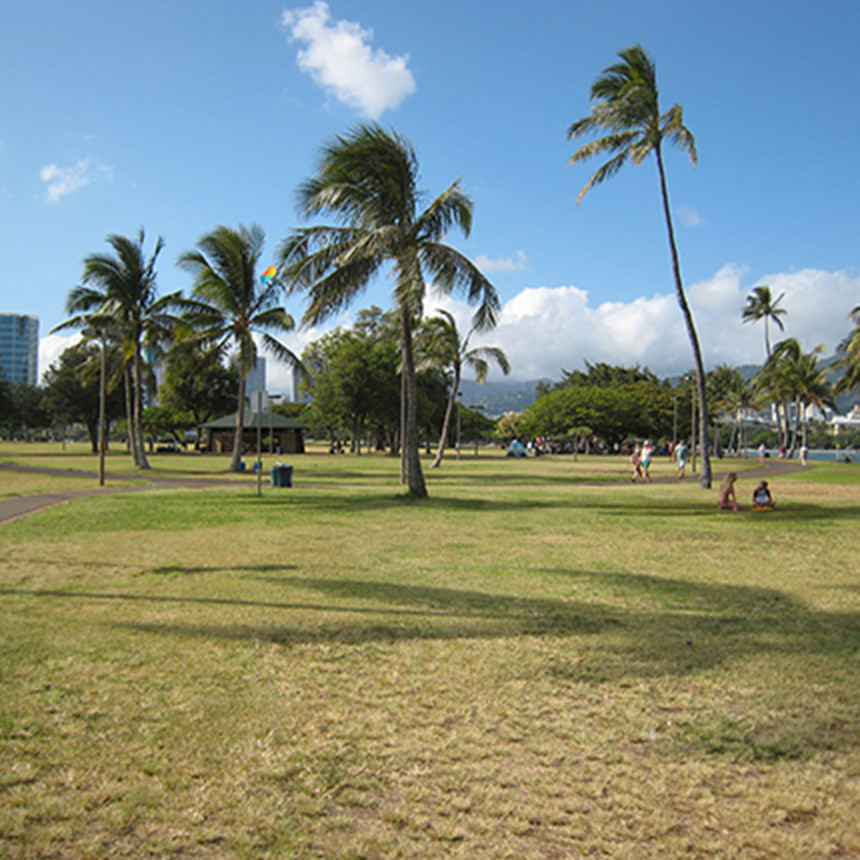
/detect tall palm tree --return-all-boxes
[741,284,787,360]
[57,229,175,469]
[279,124,500,498]
[178,224,301,473]
[417,309,510,468]
[568,44,712,488]
[742,284,788,435]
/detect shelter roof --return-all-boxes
[202,410,307,430]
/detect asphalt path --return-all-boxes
[0,463,244,525]
[0,458,808,526]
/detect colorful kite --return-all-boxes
[260,265,277,286]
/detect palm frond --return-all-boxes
[661,105,697,165]
[415,182,473,241]
[466,345,511,378]
[303,254,382,326]
[419,244,500,331]
[575,149,631,203]
[258,332,304,373]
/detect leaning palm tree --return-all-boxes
[742,285,787,360]
[178,224,301,473]
[417,309,510,468]
[279,124,500,498]
[57,230,175,469]
[568,44,712,488]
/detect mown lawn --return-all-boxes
[1,446,858,858]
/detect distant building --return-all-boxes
[246,356,266,396]
[830,405,860,435]
[0,314,39,386]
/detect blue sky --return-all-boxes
[3,0,859,390]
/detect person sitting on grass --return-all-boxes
[752,480,775,510]
[718,472,741,511]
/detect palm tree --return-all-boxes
[567,45,712,488]
[792,351,834,449]
[57,229,175,469]
[834,305,860,396]
[417,309,510,468]
[709,366,754,454]
[762,339,833,453]
[178,224,301,473]
[742,285,787,359]
[279,124,500,498]
[51,312,117,484]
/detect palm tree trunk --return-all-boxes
[132,347,150,469]
[655,146,711,488]
[98,337,106,486]
[123,366,138,465]
[801,404,809,449]
[400,307,427,498]
[231,367,247,472]
[399,365,407,484]
[431,367,460,469]
[789,400,800,457]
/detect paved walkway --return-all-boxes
[0,458,808,526]
[0,463,245,525]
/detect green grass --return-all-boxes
[0,444,858,857]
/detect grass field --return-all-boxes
[1,443,858,858]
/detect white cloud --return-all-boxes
[38,332,81,382]
[282,1,415,119]
[425,266,860,382]
[676,204,702,227]
[475,250,528,274]
[46,268,857,395]
[39,158,113,203]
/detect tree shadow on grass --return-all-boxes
[5,564,857,762]
[7,567,855,671]
[227,491,860,522]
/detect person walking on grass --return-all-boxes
[630,442,643,482]
[675,438,689,479]
[641,440,653,482]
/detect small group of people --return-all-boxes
[630,440,653,482]
[718,472,776,512]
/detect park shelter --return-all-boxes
[201,410,306,455]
